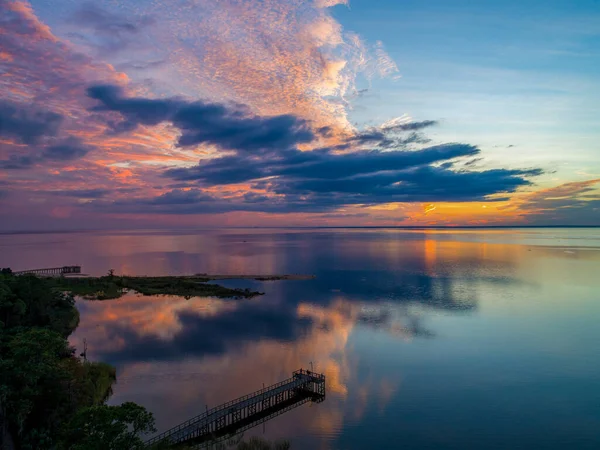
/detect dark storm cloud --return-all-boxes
[96,303,312,363]
[87,84,315,151]
[0,101,63,144]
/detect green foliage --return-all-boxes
[47,276,125,300]
[64,359,117,407]
[49,275,263,300]
[0,274,154,449]
[0,328,75,448]
[60,402,156,450]
[0,274,79,335]
[118,276,262,298]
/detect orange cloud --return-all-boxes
[145,0,398,134]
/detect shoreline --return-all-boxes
[196,273,315,281]
[46,273,315,300]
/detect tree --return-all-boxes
[60,402,156,450]
[0,274,78,335]
[0,275,153,449]
[0,328,73,448]
[0,280,25,329]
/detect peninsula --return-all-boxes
[45,273,315,300]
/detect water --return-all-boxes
[1,228,600,449]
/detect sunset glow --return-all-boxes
[1,0,599,229]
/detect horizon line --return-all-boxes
[1,224,599,235]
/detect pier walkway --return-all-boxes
[145,369,325,448]
[14,266,81,276]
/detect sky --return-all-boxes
[0,0,599,230]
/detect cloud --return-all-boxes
[157,142,541,212]
[0,155,37,170]
[382,120,438,132]
[82,84,543,215]
[165,143,479,185]
[122,0,398,130]
[99,163,541,216]
[0,101,63,144]
[0,1,133,174]
[0,0,127,104]
[513,179,600,225]
[48,188,112,199]
[0,0,579,228]
[0,138,91,169]
[41,138,91,161]
[66,3,155,57]
[88,84,438,156]
[87,84,315,150]
[71,3,153,35]
[0,181,8,199]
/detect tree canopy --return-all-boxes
[0,273,155,449]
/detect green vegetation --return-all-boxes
[59,402,155,450]
[0,273,156,449]
[47,275,264,300]
[0,272,287,449]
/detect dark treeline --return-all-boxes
[0,272,155,449]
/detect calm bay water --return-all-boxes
[1,228,600,449]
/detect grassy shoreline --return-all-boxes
[47,275,265,300]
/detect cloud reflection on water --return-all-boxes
[70,262,505,442]
[61,229,600,447]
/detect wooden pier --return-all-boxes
[13,266,81,276]
[145,369,326,448]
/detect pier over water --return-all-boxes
[145,369,326,448]
[13,266,81,276]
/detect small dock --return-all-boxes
[13,266,81,276]
[145,369,326,448]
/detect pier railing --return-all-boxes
[145,369,325,448]
[13,266,81,276]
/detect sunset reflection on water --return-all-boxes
[3,228,600,449]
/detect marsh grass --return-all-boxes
[48,275,263,300]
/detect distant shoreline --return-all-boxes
[198,274,316,281]
[1,225,599,235]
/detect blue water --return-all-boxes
[1,228,600,449]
